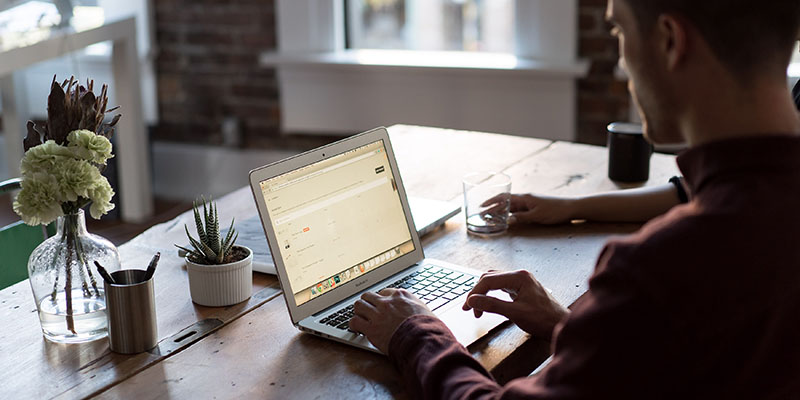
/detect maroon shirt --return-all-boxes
[389,135,800,399]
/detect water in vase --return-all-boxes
[37,288,107,343]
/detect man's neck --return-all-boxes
[681,79,800,147]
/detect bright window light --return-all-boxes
[0,1,104,51]
[346,0,514,53]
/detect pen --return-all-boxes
[144,252,161,281]
[94,261,115,284]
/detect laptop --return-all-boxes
[408,196,460,237]
[248,127,507,353]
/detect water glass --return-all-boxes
[462,172,511,235]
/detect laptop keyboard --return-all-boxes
[319,264,477,332]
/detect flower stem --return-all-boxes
[50,234,67,301]
[64,225,76,334]
[74,239,99,296]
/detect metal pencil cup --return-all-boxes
[104,269,158,354]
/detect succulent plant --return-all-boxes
[176,197,240,265]
[24,75,121,152]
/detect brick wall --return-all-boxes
[577,0,631,145]
[153,0,284,147]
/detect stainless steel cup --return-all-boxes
[104,269,157,354]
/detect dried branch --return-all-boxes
[30,76,122,149]
[78,91,97,131]
[47,78,67,144]
[24,121,42,151]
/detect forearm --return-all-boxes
[570,183,681,223]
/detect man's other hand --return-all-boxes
[482,193,576,225]
[462,270,569,339]
[350,288,435,354]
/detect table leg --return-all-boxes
[111,20,153,222]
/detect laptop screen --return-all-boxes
[258,139,415,306]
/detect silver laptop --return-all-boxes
[408,196,460,237]
[248,127,507,353]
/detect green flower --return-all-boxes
[67,129,113,165]
[87,178,115,219]
[53,158,103,202]
[12,172,64,225]
[20,140,74,175]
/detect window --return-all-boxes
[0,0,158,124]
[270,0,585,141]
[346,0,514,53]
[0,0,104,51]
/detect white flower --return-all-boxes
[87,178,115,219]
[53,158,103,202]
[67,129,113,165]
[12,172,64,225]
[20,140,74,175]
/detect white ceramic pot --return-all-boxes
[185,246,253,307]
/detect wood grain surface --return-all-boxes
[0,188,281,399]
[95,125,680,399]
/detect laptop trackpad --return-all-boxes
[438,293,511,347]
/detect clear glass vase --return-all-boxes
[27,210,121,343]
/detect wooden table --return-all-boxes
[0,125,680,399]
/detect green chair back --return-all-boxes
[0,178,54,290]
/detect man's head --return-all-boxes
[607,0,800,144]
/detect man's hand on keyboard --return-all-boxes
[350,288,434,354]
[462,270,568,340]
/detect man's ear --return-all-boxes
[656,14,688,71]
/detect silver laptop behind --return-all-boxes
[249,127,506,353]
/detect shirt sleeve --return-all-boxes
[387,243,677,400]
[388,315,502,399]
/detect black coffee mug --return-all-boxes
[607,122,653,183]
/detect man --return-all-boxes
[350,0,800,398]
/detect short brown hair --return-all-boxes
[622,0,800,77]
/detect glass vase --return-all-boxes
[27,210,121,343]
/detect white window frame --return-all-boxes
[265,0,588,141]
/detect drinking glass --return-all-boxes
[462,172,511,235]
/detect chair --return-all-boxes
[0,178,54,290]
